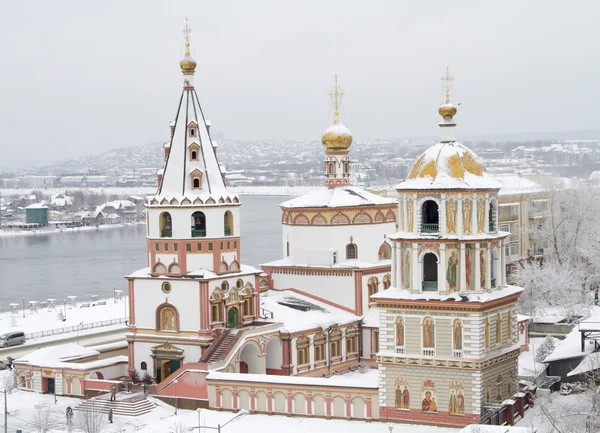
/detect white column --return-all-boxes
[471,194,478,235]
[412,243,420,293]
[484,194,490,234]
[501,239,507,286]
[403,196,408,232]
[475,243,481,291]
[440,194,446,235]
[391,241,397,288]
[485,243,492,291]
[412,197,418,234]
[396,243,402,288]
[457,195,464,236]
[496,245,503,288]
[459,243,467,292]
[438,244,446,294]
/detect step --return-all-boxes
[74,394,155,417]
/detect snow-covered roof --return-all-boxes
[16,343,99,366]
[459,426,532,433]
[544,326,589,363]
[260,290,360,333]
[567,351,600,377]
[517,314,531,322]
[128,263,261,280]
[25,203,47,209]
[578,308,600,331]
[519,339,546,379]
[157,82,229,199]
[389,230,510,242]
[281,186,396,209]
[494,175,545,196]
[261,258,391,270]
[397,141,501,191]
[362,307,379,328]
[371,285,523,303]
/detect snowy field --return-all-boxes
[0,296,128,337]
[0,222,144,238]
[0,370,460,433]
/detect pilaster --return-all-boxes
[460,243,467,292]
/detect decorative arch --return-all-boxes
[375,211,385,223]
[219,261,229,272]
[346,243,358,260]
[153,262,167,274]
[229,260,240,272]
[193,198,204,205]
[156,303,178,331]
[367,276,379,298]
[331,213,350,225]
[191,211,206,237]
[293,214,309,225]
[378,242,392,260]
[386,209,396,222]
[181,198,191,205]
[418,244,441,260]
[353,212,373,224]
[218,197,225,204]
[311,214,327,225]
[169,198,179,205]
[383,274,392,290]
[281,211,289,224]
[233,197,240,204]
[224,211,234,236]
[168,262,181,274]
[188,142,200,160]
[206,198,216,204]
[159,212,172,238]
[286,213,293,224]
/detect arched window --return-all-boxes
[496,313,502,344]
[156,305,178,331]
[224,211,233,236]
[421,200,439,233]
[168,263,181,274]
[485,317,490,348]
[346,243,357,260]
[297,336,310,366]
[159,212,172,238]
[422,252,438,291]
[236,279,243,289]
[327,162,335,174]
[190,169,203,190]
[191,211,206,237]
[378,242,391,260]
[286,241,290,257]
[422,317,435,356]
[453,319,463,354]
[343,160,349,174]
[193,178,200,188]
[330,328,342,358]
[153,262,166,274]
[191,150,197,160]
[141,362,147,371]
[314,332,326,362]
[395,317,405,350]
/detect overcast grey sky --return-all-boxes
[1,0,598,170]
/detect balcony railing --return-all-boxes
[191,229,206,238]
[452,350,463,358]
[491,278,496,288]
[528,248,544,257]
[489,222,496,232]
[161,229,172,238]
[395,347,405,355]
[224,227,232,236]
[421,223,439,233]
[422,348,435,357]
[422,281,438,291]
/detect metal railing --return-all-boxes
[191,229,206,238]
[422,348,435,357]
[161,229,172,238]
[452,350,463,358]
[528,248,544,256]
[422,281,438,291]
[395,347,405,354]
[489,222,496,232]
[224,227,231,236]
[491,278,496,288]
[25,317,127,340]
[421,223,439,233]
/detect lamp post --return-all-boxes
[76,321,84,345]
[113,285,116,304]
[174,379,178,415]
[63,299,67,321]
[197,408,202,433]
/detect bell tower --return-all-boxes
[146,20,241,276]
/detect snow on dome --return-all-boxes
[398,141,501,190]
[281,186,395,209]
[322,122,353,150]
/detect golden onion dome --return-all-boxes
[322,122,353,150]
[407,141,487,181]
[438,103,457,120]
[180,42,196,72]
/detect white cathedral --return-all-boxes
[123,28,524,428]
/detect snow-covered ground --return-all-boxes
[0,370,460,433]
[0,296,128,337]
[0,222,143,238]
[518,338,548,380]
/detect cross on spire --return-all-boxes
[329,74,345,123]
[441,66,454,104]
[183,18,192,52]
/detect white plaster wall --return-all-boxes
[33,371,41,393]
[132,278,200,331]
[270,272,355,311]
[361,270,391,314]
[155,253,178,266]
[92,363,129,380]
[187,253,216,271]
[133,342,201,376]
[283,222,395,266]
[147,205,241,239]
[55,373,63,395]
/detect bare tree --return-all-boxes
[75,404,108,433]
[169,420,189,433]
[30,404,57,433]
[0,370,16,394]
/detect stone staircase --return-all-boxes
[208,332,237,362]
[75,392,155,417]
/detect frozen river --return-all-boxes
[0,195,286,306]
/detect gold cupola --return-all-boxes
[180,20,197,73]
[322,74,353,150]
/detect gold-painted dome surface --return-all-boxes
[322,123,353,150]
[438,103,457,119]
[407,142,486,181]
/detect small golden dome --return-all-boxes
[180,41,196,72]
[322,123,353,150]
[439,103,457,120]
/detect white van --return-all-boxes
[0,331,26,348]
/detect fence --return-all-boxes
[25,317,127,340]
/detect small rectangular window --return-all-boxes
[234,241,237,249]
[174,244,178,252]
[209,243,213,251]
[220,242,224,250]
[186,243,191,252]
[165,243,169,252]
[155,243,159,252]
[197,243,202,251]
[227,242,230,250]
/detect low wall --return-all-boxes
[206,372,379,421]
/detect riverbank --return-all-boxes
[0,221,145,238]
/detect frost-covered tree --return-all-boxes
[1,369,16,393]
[75,404,107,433]
[535,336,557,363]
[30,404,57,433]
[513,180,600,322]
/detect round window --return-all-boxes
[161,282,171,293]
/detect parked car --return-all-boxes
[560,384,572,396]
[0,331,26,348]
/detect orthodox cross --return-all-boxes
[441,66,454,104]
[183,19,192,52]
[329,73,344,123]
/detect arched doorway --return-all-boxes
[191,211,206,237]
[266,337,283,375]
[421,201,439,233]
[422,253,438,291]
[227,307,239,329]
[239,342,263,374]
